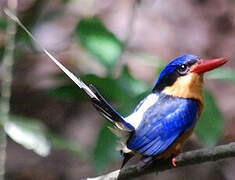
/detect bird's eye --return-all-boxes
[177,64,189,75]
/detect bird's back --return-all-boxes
[125,93,200,158]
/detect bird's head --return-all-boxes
[153,54,227,100]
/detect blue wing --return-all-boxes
[127,94,199,156]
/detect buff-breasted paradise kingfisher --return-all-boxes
[5,10,228,168]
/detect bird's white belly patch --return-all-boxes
[125,93,159,129]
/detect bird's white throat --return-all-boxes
[125,93,159,129]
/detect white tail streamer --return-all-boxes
[4,9,98,99]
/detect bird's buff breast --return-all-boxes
[162,73,204,104]
[157,73,205,159]
[156,104,203,159]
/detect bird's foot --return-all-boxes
[172,157,177,167]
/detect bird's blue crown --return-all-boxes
[153,54,199,92]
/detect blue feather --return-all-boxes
[153,54,199,92]
[156,54,198,84]
[127,93,199,156]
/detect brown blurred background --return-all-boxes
[0,0,235,179]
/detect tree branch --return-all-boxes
[0,1,17,179]
[86,142,235,180]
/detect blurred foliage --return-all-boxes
[76,18,123,71]
[4,115,51,157]
[93,121,118,173]
[4,115,86,158]
[49,66,148,102]
[116,66,149,98]
[0,19,7,30]
[195,90,224,146]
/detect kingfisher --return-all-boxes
[6,10,228,168]
[87,54,228,167]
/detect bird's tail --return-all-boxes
[88,85,134,131]
[4,9,134,132]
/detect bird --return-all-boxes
[84,54,227,168]
[119,54,228,167]
[89,54,227,168]
[5,10,228,168]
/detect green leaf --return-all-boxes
[206,67,235,83]
[83,74,126,101]
[76,18,123,69]
[49,66,149,103]
[93,122,119,173]
[48,84,86,101]
[48,74,124,101]
[5,115,51,157]
[118,89,151,116]
[117,66,149,98]
[195,90,224,146]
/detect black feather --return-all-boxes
[89,85,134,131]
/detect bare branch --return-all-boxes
[0,1,17,179]
[86,142,235,180]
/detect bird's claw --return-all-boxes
[172,157,177,167]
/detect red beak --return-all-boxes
[191,57,228,74]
